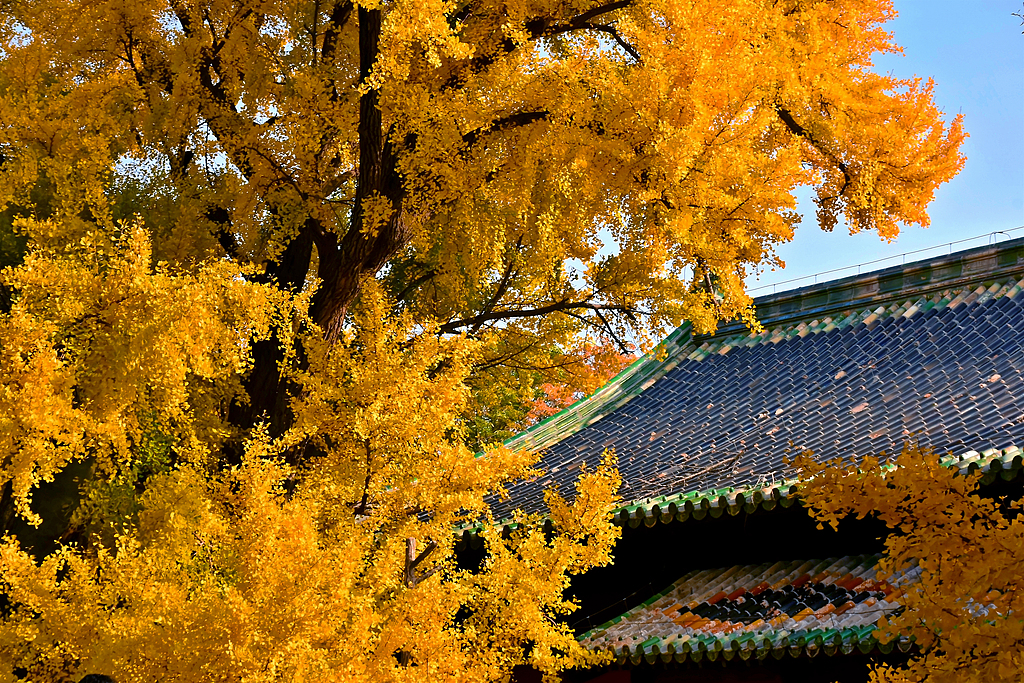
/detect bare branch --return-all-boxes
[438,299,640,336]
[472,335,551,371]
[593,307,631,354]
[462,111,549,149]
[471,235,523,334]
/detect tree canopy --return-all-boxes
[1,0,965,434]
[0,0,965,680]
[797,445,1024,683]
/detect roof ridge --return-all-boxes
[735,235,1024,336]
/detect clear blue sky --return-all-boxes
[749,0,1024,294]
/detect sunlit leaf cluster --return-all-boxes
[796,445,1024,683]
[0,0,966,680]
[0,234,622,680]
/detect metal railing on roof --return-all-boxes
[749,226,1024,295]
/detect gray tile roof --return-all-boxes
[488,238,1024,524]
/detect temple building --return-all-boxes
[487,237,1024,683]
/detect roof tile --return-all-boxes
[580,555,917,664]
[483,254,1024,525]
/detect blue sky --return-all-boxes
[749,0,1024,294]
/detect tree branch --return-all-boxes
[393,269,438,304]
[443,0,636,89]
[574,0,634,24]
[472,335,551,371]
[547,21,641,63]
[438,299,640,335]
[321,1,354,65]
[777,105,852,192]
[320,167,357,199]
[404,537,438,589]
[170,1,265,182]
[589,23,641,62]
[462,111,549,149]
[353,439,374,516]
[471,235,523,334]
[592,307,631,354]
[206,205,240,259]
[449,1,475,27]
[310,8,416,343]
[409,540,438,572]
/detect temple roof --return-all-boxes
[578,554,917,665]
[489,237,1024,524]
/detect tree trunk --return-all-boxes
[310,5,409,344]
[234,6,409,441]
[229,225,313,438]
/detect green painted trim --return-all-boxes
[455,443,1024,549]
[598,628,903,664]
[497,322,696,455]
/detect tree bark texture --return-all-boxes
[240,7,410,434]
[310,6,410,345]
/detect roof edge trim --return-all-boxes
[456,445,1024,548]
[593,624,912,665]
[739,235,1024,337]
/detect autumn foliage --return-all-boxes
[0,0,965,680]
[0,237,624,680]
[797,445,1024,683]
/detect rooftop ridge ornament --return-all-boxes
[749,225,1024,295]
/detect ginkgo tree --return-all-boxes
[796,445,1024,683]
[0,0,964,681]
